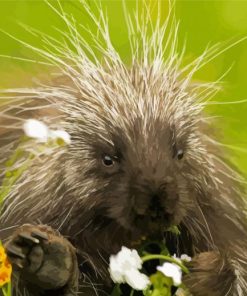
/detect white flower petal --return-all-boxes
[109,266,124,283]
[129,248,142,269]
[125,269,150,290]
[119,247,142,270]
[109,255,125,283]
[50,130,71,144]
[157,262,182,286]
[113,247,142,270]
[23,119,49,142]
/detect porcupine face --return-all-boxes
[64,78,199,238]
[96,116,193,237]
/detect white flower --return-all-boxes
[157,262,182,286]
[23,119,71,145]
[173,253,192,263]
[23,119,49,142]
[180,254,192,262]
[50,130,71,144]
[109,246,150,290]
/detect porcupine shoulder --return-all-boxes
[0,2,247,296]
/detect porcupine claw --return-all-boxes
[6,244,25,259]
[19,232,40,244]
[31,230,48,241]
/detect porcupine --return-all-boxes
[0,1,247,296]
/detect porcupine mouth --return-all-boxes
[134,212,174,239]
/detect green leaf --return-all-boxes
[111,284,122,296]
[166,226,181,236]
[150,272,172,290]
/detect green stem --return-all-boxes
[2,287,8,296]
[130,289,135,296]
[141,254,189,274]
[7,282,11,296]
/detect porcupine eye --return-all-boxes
[172,142,184,160]
[102,155,115,167]
[177,149,184,160]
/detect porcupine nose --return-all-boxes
[149,195,162,219]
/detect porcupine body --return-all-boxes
[0,1,247,296]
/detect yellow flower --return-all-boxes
[0,245,12,287]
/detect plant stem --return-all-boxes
[7,282,11,296]
[141,254,189,274]
[2,287,8,296]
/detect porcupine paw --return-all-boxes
[5,224,79,292]
[183,251,236,296]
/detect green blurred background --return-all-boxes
[0,0,247,173]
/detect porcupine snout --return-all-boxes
[148,194,163,219]
[135,181,175,220]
